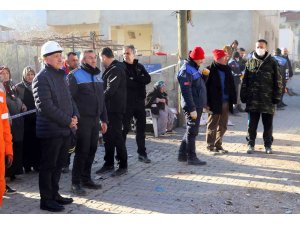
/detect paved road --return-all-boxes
[1,76,300,214]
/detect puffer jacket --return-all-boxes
[32,64,79,138]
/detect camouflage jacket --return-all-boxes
[240,53,282,114]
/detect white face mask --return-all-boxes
[256,48,266,56]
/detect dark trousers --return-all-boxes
[103,113,128,168]
[6,141,23,177]
[178,108,203,159]
[72,116,100,185]
[122,103,147,156]
[64,153,71,168]
[247,112,273,147]
[39,136,70,200]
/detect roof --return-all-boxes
[0,25,14,31]
[280,11,300,22]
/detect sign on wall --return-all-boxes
[143,63,162,74]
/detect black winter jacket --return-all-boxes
[145,88,168,114]
[32,64,79,138]
[68,64,107,122]
[206,62,237,114]
[123,59,151,106]
[102,60,127,113]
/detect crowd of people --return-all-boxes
[0,38,294,212]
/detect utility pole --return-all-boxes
[177,10,188,127]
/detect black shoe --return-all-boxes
[82,180,102,189]
[178,154,187,162]
[207,146,218,152]
[71,184,87,196]
[187,157,207,166]
[111,168,128,177]
[215,146,229,154]
[24,167,32,173]
[5,185,16,194]
[237,105,245,112]
[138,155,151,163]
[96,165,114,174]
[282,102,287,107]
[61,167,70,174]
[40,200,65,212]
[54,194,73,205]
[33,167,40,172]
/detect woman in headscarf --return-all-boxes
[146,80,175,136]
[0,66,26,181]
[16,66,40,173]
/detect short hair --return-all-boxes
[257,39,268,45]
[123,45,136,55]
[100,47,114,58]
[231,40,239,46]
[80,50,95,62]
[239,47,245,52]
[67,52,77,58]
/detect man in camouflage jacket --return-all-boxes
[240,39,282,154]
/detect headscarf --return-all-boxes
[22,66,35,92]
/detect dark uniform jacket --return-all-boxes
[240,52,282,114]
[177,59,207,112]
[102,60,127,113]
[32,64,79,138]
[68,64,107,122]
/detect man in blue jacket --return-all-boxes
[177,46,207,166]
[273,48,289,109]
[32,41,79,212]
[68,50,107,196]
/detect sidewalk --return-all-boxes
[1,76,300,214]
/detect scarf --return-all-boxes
[3,80,18,100]
[22,76,32,92]
[81,63,100,75]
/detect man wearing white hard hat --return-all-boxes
[32,41,80,212]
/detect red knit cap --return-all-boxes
[212,49,227,61]
[189,46,205,60]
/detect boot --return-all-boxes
[187,157,207,166]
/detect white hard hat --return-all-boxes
[41,41,63,56]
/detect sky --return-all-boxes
[0,10,47,30]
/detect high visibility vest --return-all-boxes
[0,90,13,207]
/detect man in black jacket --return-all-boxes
[206,49,237,153]
[96,47,128,177]
[122,45,151,163]
[32,41,79,212]
[68,50,107,195]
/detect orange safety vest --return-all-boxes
[0,90,13,207]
